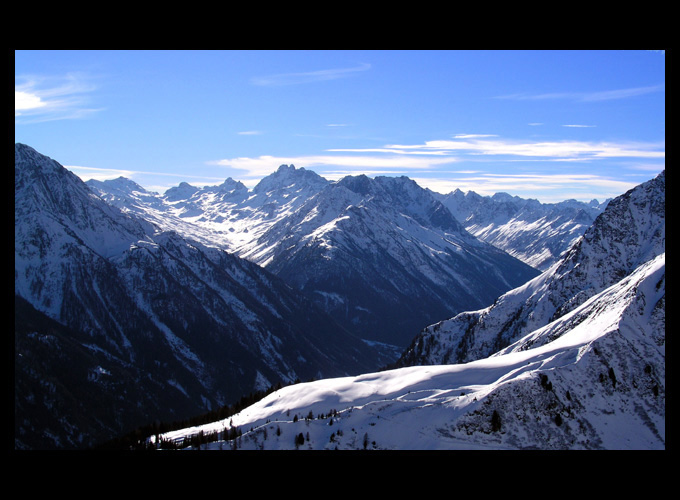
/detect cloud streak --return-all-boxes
[210,152,457,184]
[336,136,665,160]
[15,72,103,123]
[494,84,664,102]
[251,63,371,86]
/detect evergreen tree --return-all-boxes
[491,410,502,432]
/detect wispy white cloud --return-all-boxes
[65,165,137,182]
[452,133,498,139]
[14,73,102,123]
[562,124,596,128]
[378,136,665,160]
[237,130,263,135]
[15,90,47,111]
[494,84,664,102]
[327,148,456,156]
[251,63,371,86]
[15,72,103,123]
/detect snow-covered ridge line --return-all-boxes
[433,188,610,270]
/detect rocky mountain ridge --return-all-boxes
[89,167,541,347]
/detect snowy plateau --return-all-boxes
[14,143,664,451]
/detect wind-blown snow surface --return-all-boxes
[157,255,664,450]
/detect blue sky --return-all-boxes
[15,50,665,203]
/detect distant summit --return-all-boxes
[252,164,329,195]
[433,187,610,270]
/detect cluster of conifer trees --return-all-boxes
[96,380,290,449]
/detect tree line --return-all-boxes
[95,379,298,450]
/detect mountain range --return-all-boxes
[88,165,542,347]
[15,144,378,449]
[16,144,534,448]
[155,171,665,450]
[397,170,665,367]
[14,142,664,450]
[433,189,609,270]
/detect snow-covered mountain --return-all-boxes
[154,257,665,450]
[433,189,609,270]
[14,144,380,449]
[90,169,540,348]
[396,171,664,367]
[87,164,331,254]
[242,174,540,346]
[153,174,664,450]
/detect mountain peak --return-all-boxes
[219,177,248,191]
[88,176,150,196]
[253,163,328,194]
[336,174,374,196]
[15,143,66,180]
[164,181,200,201]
